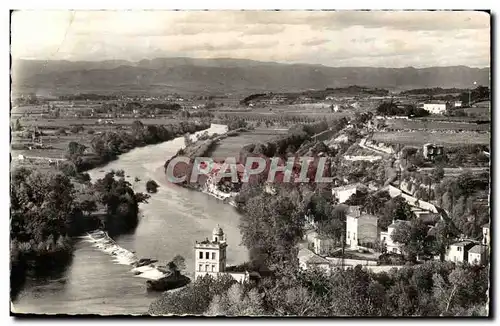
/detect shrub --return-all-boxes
[146,180,159,193]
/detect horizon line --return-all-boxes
[12,56,490,70]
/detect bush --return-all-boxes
[146,180,159,193]
[55,128,67,136]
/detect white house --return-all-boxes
[445,241,476,264]
[468,245,488,266]
[423,102,449,115]
[332,183,367,204]
[380,220,409,254]
[482,223,490,247]
[454,101,463,108]
[345,206,379,250]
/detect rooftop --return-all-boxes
[332,183,366,192]
[388,220,410,229]
[468,245,487,254]
[450,241,475,247]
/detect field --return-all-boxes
[384,119,490,132]
[210,128,288,159]
[372,131,490,146]
[13,116,180,128]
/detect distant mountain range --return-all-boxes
[11,57,490,96]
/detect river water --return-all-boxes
[12,124,248,315]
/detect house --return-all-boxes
[194,225,250,283]
[345,206,379,250]
[482,223,490,247]
[332,183,367,204]
[423,143,445,161]
[298,248,331,274]
[468,245,488,266]
[454,101,463,108]
[445,241,476,264]
[423,102,450,115]
[380,220,409,254]
[312,234,336,256]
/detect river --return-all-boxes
[12,124,249,315]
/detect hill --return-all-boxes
[11,58,490,96]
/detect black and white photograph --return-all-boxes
[9,9,491,317]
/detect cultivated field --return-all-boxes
[372,131,490,146]
[384,119,490,132]
[210,128,288,159]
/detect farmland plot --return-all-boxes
[372,131,490,145]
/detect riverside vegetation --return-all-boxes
[10,119,212,300]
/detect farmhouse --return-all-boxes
[423,101,450,115]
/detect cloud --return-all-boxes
[302,38,330,46]
[239,24,285,35]
[325,11,490,31]
[179,39,278,52]
[10,10,490,68]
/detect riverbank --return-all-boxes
[163,126,248,206]
[12,123,248,315]
[73,120,212,173]
[10,123,215,302]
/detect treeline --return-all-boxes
[59,94,119,101]
[10,168,149,300]
[149,261,488,316]
[376,102,429,117]
[459,86,490,106]
[240,86,389,105]
[401,88,467,96]
[240,93,266,105]
[240,119,342,160]
[66,120,211,172]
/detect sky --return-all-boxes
[10,10,490,68]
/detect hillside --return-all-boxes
[11,58,490,96]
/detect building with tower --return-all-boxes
[194,225,250,283]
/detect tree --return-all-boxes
[391,219,431,262]
[171,254,186,272]
[67,141,87,158]
[239,185,306,264]
[58,161,77,177]
[148,274,236,315]
[431,167,445,183]
[14,118,22,131]
[344,188,369,206]
[207,283,264,316]
[432,267,469,315]
[381,196,415,230]
[363,190,392,215]
[146,180,159,193]
[429,222,459,261]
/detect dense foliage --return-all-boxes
[10,168,149,300]
[376,102,430,117]
[66,120,211,172]
[148,261,488,316]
